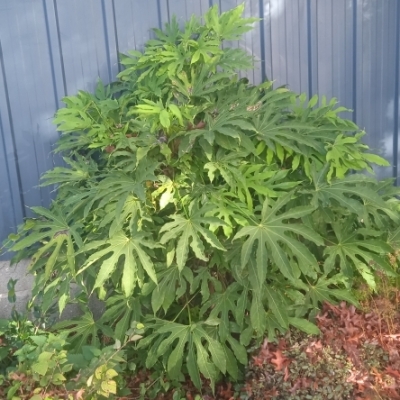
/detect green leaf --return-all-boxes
[363,153,390,166]
[160,109,171,128]
[8,6,400,395]
[250,291,266,335]
[144,320,227,388]
[151,266,192,313]
[53,312,105,349]
[288,317,320,335]
[308,94,318,108]
[160,203,226,270]
[265,288,289,329]
[187,343,201,388]
[10,206,78,278]
[40,156,94,187]
[190,267,222,302]
[32,361,49,376]
[79,231,161,297]
[200,283,248,340]
[100,294,142,340]
[234,194,322,282]
[221,344,238,380]
[311,171,390,215]
[324,223,393,279]
[306,276,358,308]
[168,104,183,125]
[101,380,117,394]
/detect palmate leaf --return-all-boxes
[150,265,193,314]
[309,169,389,215]
[89,168,157,211]
[10,206,81,279]
[325,133,369,181]
[252,97,327,156]
[205,4,259,41]
[171,67,233,100]
[40,155,97,187]
[200,282,249,340]
[159,202,226,270]
[245,264,293,335]
[190,267,223,302]
[29,260,73,315]
[78,230,161,297]
[204,149,248,188]
[357,180,400,229]
[233,193,324,284]
[325,132,390,182]
[218,48,254,72]
[239,164,301,199]
[305,275,358,308]
[205,193,249,238]
[190,100,257,151]
[106,195,146,238]
[141,320,227,388]
[99,294,142,341]
[324,223,394,282]
[207,202,246,238]
[361,200,400,230]
[263,282,312,337]
[53,311,113,350]
[204,150,258,208]
[95,192,148,239]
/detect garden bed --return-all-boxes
[125,298,400,400]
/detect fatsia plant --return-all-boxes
[6,4,400,388]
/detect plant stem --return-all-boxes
[172,292,198,323]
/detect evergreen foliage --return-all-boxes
[6,4,400,388]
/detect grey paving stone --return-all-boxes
[0,260,105,321]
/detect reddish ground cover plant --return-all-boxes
[245,300,400,400]
[124,296,400,400]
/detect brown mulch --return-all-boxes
[244,300,400,400]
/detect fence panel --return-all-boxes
[0,0,399,256]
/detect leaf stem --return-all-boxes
[172,291,198,323]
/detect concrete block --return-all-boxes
[0,260,105,321]
[0,260,34,318]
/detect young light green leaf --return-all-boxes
[160,109,171,128]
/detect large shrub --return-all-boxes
[7,4,400,388]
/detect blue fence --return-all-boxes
[0,0,399,255]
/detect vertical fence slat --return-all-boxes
[0,37,24,259]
